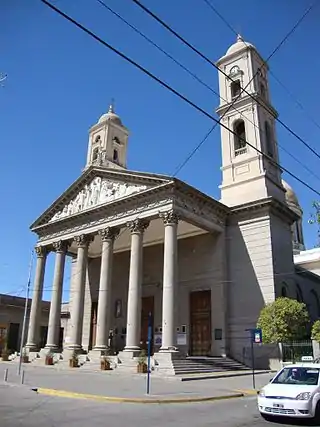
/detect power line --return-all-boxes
[35,0,320,290]
[130,0,320,161]
[39,0,320,199]
[201,0,320,136]
[94,0,320,183]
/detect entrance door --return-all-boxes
[140,296,154,354]
[190,290,211,356]
[7,323,20,352]
[89,302,98,350]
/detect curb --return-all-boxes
[34,387,244,404]
[180,370,274,382]
[235,389,259,396]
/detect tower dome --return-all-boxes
[98,104,122,126]
[225,34,256,56]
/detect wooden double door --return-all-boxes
[189,290,212,356]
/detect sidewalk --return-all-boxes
[0,362,273,403]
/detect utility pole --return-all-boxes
[18,250,34,376]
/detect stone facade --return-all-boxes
[24,36,320,371]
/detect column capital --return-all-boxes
[52,240,70,253]
[127,218,150,234]
[160,210,179,226]
[34,245,47,258]
[74,234,94,248]
[98,227,120,242]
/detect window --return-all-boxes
[94,135,101,144]
[231,79,241,99]
[260,83,266,100]
[272,367,319,386]
[113,136,120,144]
[234,120,247,156]
[265,121,273,157]
[92,147,99,162]
[296,284,303,303]
[113,149,119,162]
[311,290,320,317]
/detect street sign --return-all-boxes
[253,328,262,344]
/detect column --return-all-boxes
[45,240,68,351]
[26,245,48,351]
[94,227,119,351]
[68,234,93,351]
[124,219,149,352]
[160,211,179,352]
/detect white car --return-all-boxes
[258,363,320,421]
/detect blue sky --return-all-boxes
[1,0,320,300]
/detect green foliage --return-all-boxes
[309,202,320,246]
[138,349,147,365]
[257,297,310,343]
[311,320,320,343]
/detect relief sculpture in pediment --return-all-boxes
[50,177,148,222]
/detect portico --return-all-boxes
[26,166,227,364]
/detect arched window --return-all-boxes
[265,122,273,157]
[231,79,241,99]
[296,284,303,303]
[234,120,247,156]
[113,136,120,145]
[94,135,101,144]
[311,290,320,317]
[113,149,119,162]
[260,83,266,100]
[92,147,99,162]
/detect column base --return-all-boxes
[123,346,141,352]
[44,345,60,353]
[159,346,179,353]
[66,344,83,353]
[25,343,39,353]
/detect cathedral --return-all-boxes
[25,36,320,372]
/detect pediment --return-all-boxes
[31,167,172,229]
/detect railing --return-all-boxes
[282,340,313,363]
[234,147,247,157]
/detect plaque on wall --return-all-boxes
[214,328,223,341]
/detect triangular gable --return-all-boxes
[31,167,172,229]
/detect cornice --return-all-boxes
[229,197,299,225]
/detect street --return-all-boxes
[0,382,316,427]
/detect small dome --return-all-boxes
[226,34,256,56]
[282,179,302,215]
[98,104,122,126]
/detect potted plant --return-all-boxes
[21,348,29,363]
[1,343,10,361]
[137,349,148,374]
[45,351,54,366]
[100,355,111,371]
[69,352,78,368]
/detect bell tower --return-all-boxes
[85,103,129,170]
[216,35,285,207]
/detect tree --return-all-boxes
[312,320,320,343]
[257,297,310,343]
[308,202,320,246]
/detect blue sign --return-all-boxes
[252,328,262,344]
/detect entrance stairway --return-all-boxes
[172,356,249,376]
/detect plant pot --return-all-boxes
[45,355,54,366]
[21,355,29,363]
[69,358,78,368]
[100,359,111,371]
[137,363,148,374]
[1,354,9,361]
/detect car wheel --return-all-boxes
[312,401,320,425]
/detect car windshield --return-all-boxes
[272,367,320,386]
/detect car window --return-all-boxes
[272,367,320,386]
